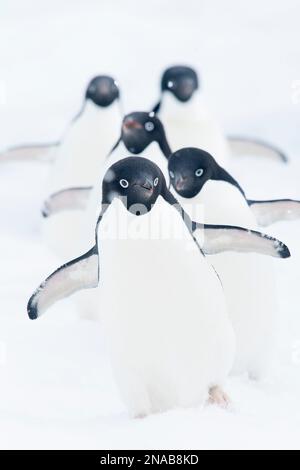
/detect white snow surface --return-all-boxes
[0,0,300,450]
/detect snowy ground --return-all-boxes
[0,0,300,450]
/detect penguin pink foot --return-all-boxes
[208,386,230,409]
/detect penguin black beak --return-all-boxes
[141,181,153,191]
[134,180,153,195]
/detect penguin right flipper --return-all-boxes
[0,141,60,164]
[247,199,300,227]
[193,223,290,259]
[27,245,99,320]
[227,136,288,164]
[42,186,93,217]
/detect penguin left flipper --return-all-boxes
[27,245,99,320]
[227,136,288,164]
[42,186,93,217]
[248,199,300,227]
[193,223,290,259]
[0,141,60,164]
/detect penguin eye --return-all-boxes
[169,170,175,179]
[195,168,204,177]
[119,179,129,188]
[154,177,159,187]
[145,121,155,132]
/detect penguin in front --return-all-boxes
[168,147,294,379]
[27,157,290,417]
[152,65,287,165]
[0,75,122,167]
[42,76,122,258]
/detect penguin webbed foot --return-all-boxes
[208,385,231,409]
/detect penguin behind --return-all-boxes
[153,65,287,165]
[42,75,122,259]
[47,75,122,193]
[0,75,122,167]
[29,156,238,416]
[168,147,292,379]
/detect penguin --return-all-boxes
[47,75,121,192]
[107,111,171,178]
[0,75,121,169]
[41,76,122,258]
[27,157,290,417]
[152,65,287,165]
[167,147,294,379]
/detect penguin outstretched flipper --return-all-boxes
[27,245,99,320]
[0,141,60,164]
[227,136,288,163]
[161,172,290,259]
[193,223,290,259]
[42,186,93,217]
[248,199,300,227]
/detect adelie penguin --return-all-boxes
[27,157,290,417]
[0,75,122,173]
[152,65,288,164]
[41,76,122,258]
[168,147,297,379]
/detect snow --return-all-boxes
[0,0,300,450]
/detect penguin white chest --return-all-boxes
[48,101,121,193]
[97,198,235,416]
[159,93,229,166]
[108,141,168,179]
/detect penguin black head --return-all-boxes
[161,66,199,103]
[85,75,119,107]
[168,148,216,198]
[102,157,166,215]
[121,112,171,157]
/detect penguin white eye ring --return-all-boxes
[195,168,204,177]
[154,177,159,187]
[120,179,129,188]
[145,121,155,132]
[169,170,175,179]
